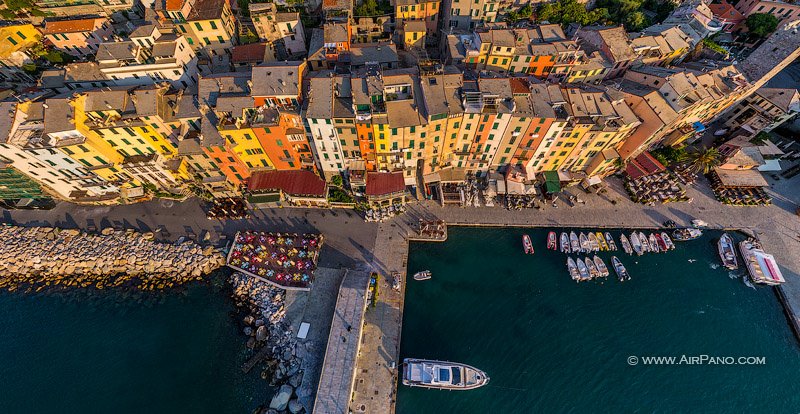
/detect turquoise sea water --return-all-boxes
[0,271,267,413]
[398,227,800,412]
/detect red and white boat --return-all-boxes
[522,234,534,254]
[547,232,557,250]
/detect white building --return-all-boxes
[96,34,198,89]
[305,76,346,177]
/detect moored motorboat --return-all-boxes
[561,232,571,253]
[638,232,651,253]
[593,255,609,278]
[739,240,784,285]
[619,233,633,255]
[673,228,702,241]
[648,233,660,253]
[596,232,609,251]
[576,257,590,281]
[547,231,557,250]
[630,233,643,256]
[579,233,590,253]
[567,257,580,281]
[402,358,490,390]
[585,257,599,279]
[718,233,738,270]
[588,233,600,252]
[612,256,630,281]
[605,232,617,251]
[522,234,534,254]
[661,232,675,250]
[570,231,580,253]
[654,233,668,252]
[414,270,432,281]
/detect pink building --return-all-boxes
[734,0,800,30]
[41,17,113,57]
[709,1,745,32]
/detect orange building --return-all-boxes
[355,121,376,171]
[252,110,311,171]
[528,54,557,78]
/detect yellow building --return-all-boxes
[401,20,426,49]
[0,24,41,82]
[220,126,275,172]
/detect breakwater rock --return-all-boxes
[231,273,306,414]
[0,225,226,291]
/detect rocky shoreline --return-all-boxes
[230,272,306,414]
[0,225,226,292]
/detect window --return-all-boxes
[217,36,224,44]
[6,37,17,45]
[210,21,217,30]
[194,22,203,31]
[16,31,26,39]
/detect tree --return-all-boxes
[624,11,648,31]
[687,147,721,174]
[746,13,779,38]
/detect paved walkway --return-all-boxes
[314,270,370,414]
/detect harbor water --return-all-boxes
[0,271,267,413]
[399,227,800,412]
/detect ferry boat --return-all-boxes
[561,232,571,253]
[576,258,590,281]
[596,232,609,251]
[661,232,675,250]
[547,232,557,250]
[593,256,609,278]
[673,228,702,241]
[619,233,633,255]
[567,257,580,281]
[402,359,490,390]
[579,233,590,253]
[718,233,738,270]
[605,232,618,251]
[585,257,599,278]
[648,234,660,253]
[522,234,534,254]
[612,256,630,282]
[739,240,784,285]
[638,232,651,252]
[413,270,432,281]
[570,232,581,253]
[630,233,643,256]
[588,233,600,252]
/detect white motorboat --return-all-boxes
[413,270,432,281]
[739,240,784,285]
[402,359,489,390]
[718,233,738,270]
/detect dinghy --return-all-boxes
[648,233,660,253]
[547,232,557,250]
[718,233,738,270]
[604,232,617,251]
[561,232,571,254]
[588,233,600,252]
[579,233,590,253]
[522,234,534,254]
[638,232,651,252]
[585,257,599,279]
[661,232,675,250]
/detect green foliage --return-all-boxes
[0,9,18,19]
[44,50,74,64]
[624,11,648,31]
[506,4,533,22]
[22,63,37,74]
[327,186,353,203]
[688,147,721,174]
[330,174,343,187]
[240,30,258,45]
[746,13,778,38]
[650,145,688,166]
[702,38,727,55]
[537,0,608,26]
[354,0,391,16]
[4,0,36,11]
[750,131,771,145]
[237,0,250,17]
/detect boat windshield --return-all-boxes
[437,367,450,383]
[451,367,461,385]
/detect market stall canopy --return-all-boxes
[542,171,561,193]
[713,167,769,188]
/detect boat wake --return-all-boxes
[728,271,739,280]
[743,277,756,290]
[708,263,719,270]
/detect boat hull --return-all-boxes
[402,359,490,390]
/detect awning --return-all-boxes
[757,159,781,171]
[713,167,769,187]
[582,176,602,187]
[542,171,561,193]
[557,170,572,181]
[693,122,706,132]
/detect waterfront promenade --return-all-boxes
[2,174,800,413]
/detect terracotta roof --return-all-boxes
[625,151,665,180]
[366,172,405,196]
[42,18,101,35]
[510,78,530,94]
[709,2,743,20]
[232,42,267,64]
[165,0,184,11]
[248,170,327,197]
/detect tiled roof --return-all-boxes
[232,42,267,64]
[42,18,101,34]
[625,151,665,180]
[365,172,405,196]
[248,170,327,197]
